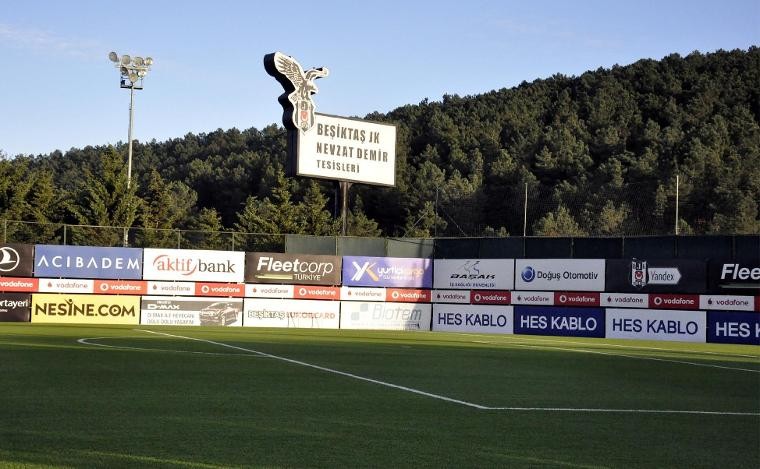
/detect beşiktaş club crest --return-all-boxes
[264,52,329,133]
[631,259,647,289]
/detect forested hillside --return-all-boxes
[2,48,759,243]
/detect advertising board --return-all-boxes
[708,261,760,294]
[245,252,341,285]
[600,293,649,308]
[242,298,340,329]
[31,294,140,324]
[245,284,294,299]
[432,259,514,290]
[432,290,471,304]
[514,259,605,291]
[0,244,34,277]
[0,293,31,322]
[385,288,431,303]
[511,291,554,306]
[699,295,755,312]
[342,256,432,288]
[195,282,245,297]
[514,306,605,338]
[0,277,38,293]
[648,293,699,310]
[339,301,432,331]
[606,259,707,293]
[293,285,340,300]
[471,290,510,305]
[554,292,600,307]
[707,311,760,345]
[147,281,196,296]
[341,286,386,302]
[143,248,244,283]
[34,245,142,280]
[141,296,243,327]
[95,280,148,295]
[37,278,94,294]
[432,304,513,334]
[606,308,706,343]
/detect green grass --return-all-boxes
[1,324,758,468]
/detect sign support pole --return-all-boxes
[340,181,351,236]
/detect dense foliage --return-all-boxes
[2,48,758,242]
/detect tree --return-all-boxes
[533,206,587,237]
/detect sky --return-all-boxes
[0,0,758,157]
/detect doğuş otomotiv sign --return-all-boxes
[34,245,142,280]
[142,248,244,283]
[342,256,432,288]
[514,259,605,291]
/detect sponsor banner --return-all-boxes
[386,288,431,303]
[514,306,605,338]
[0,277,39,292]
[293,285,340,300]
[471,290,511,305]
[0,244,34,277]
[432,290,471,304]
[342,256,432,288]
[296,113,397,186]
[245,252,341,285]
[709,262,760,294]
[511,291,554,306]
[37,278,94,294]
[515,259,605,291]
[600,293,649,308]
[141,296,243,327]
[433,259,515,290]
[94,280,148,295]
[341,286,386,301]
[195,282,245,297]
[649,293,700,310]
[339,301,432,331]
[143,248,244,283]
[34,245,142,280]
[245,284,294,299]
[554,292,600,307]
[606,308,706,343]
[432,304,513,334]
[0,293,31,322]
[699,295,755,312]
[242,298,340,328]
[707,311,760,346]
[606,259,707,293]
[32,294,140,324]
[147,281,196,296]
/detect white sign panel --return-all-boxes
[600,293,650,308]
[606,308,706,343]
[433,259,515,290]
[140,296,243,327]
[245,284,295,299]
[242,298,339,329]
[296,113,396,186]
[147,281,196,296]
[37,278,94,294]
[699,295,755,312]
[515,259,605,291]
[340,286,386,301]
[143,248,245,283]
[432,290,471,304]
[511,291,554,305]
[433,304,513,334]
[339,301,431,331]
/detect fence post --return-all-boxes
[177,229,181,249]
[675,174,680,235]
[523,182,528,237]
[231,232,235,251]
[2,219,6,243]
[63,225,68,245]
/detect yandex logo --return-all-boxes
[386,288,431,303]
[554,292,600,307]
[195,282,245,297]
[649,293,699,309]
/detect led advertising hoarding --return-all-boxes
[515,259,605,291]
[342,256,432,288]
[708,261,760,294]
[699,295,755,312]
[143,248,244,283]
[141,296,243,327]
[606,259,706,293]
[31,294,140,325]
[432,259,515,290]
[0,244,34,277]
[339,301,432,331]
[707,311,760,345]
[245,252,341,285]
[514,306,605,338]
[0,277,38,292]
[432,304,513,334]
[0,293,31,322]
[34,245,142,280]
[606,308,706,343]
[242,298,340,329]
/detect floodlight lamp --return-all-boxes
[134,56,144,66]
[108,51,118,62]
[144,57,154,66]
[121,54,131,65]
[129,72,138,83]
[137,70,146,78]
[120,66,128,75]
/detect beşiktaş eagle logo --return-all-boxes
[0,247,21,273]
[631,259,647,289]
[264,52,329,133]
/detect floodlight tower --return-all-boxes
[108,51,153,246]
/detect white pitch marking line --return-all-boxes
[134,329,760,417]
[77,336,249,357]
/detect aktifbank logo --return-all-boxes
[521,266,536,282]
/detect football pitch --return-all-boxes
[1,324,758,468]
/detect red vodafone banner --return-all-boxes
[649,293,699,310]
[195,282,245,297]
[470,290,510,305]
[756,296,760,312]
[0,277,39,292]
[293,285,340,300]
[386,288,431,303]
[554,292,600,307]
[95,280,148,295]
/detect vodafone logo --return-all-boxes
[559,294,567,303]
[100,283,109,292]
[202,285,210,294]
[299,287,307,296]
[654,296,662,306]
[392,291,399,299]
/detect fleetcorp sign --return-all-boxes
[265,52,397,187]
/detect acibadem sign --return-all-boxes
[31,294,140,325]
